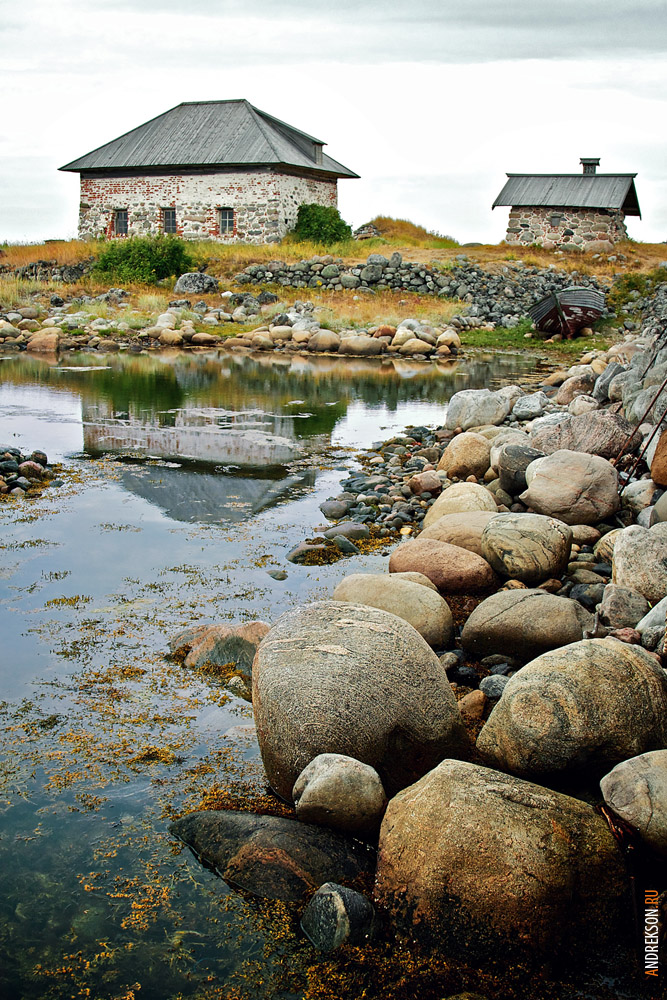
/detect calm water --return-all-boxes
[0,349,642,1000]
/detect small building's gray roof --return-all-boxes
[493,173,641,217]
[59,100,358,179]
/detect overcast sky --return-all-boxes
[2,0,666,245]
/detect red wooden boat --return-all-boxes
[528,286,605,338]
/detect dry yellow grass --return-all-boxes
[235,287,464,333]
[0,240,100,268]
[370,215,457,245]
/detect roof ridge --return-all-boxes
[245,102,286,162]
[504,172,638,178]
[251,105,325,146]
[178,99,246,106]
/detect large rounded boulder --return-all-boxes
[251,601,468,800]
[419,510,496,557]
[444,389,511,430]
[332,572,453,648]
[612,524,667,603]
[293,753,388,836]
[461,588,593,662]
[374,760,629,962]
[480,513,572,584]
[436,432,491,480]
[477,638,667,778]
[600,751,667,857]
[389,537,497,593]
[422,482,498,529]
[520,450,619,525]
[530,410,638,459]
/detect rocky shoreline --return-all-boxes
[168,294,667,973]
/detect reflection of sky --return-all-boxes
[332,401,449,448]
[0,384,83,460]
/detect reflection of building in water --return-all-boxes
[120,466,317,524]
[82,403,302,466]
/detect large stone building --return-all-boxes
[493,158,641,250]
[60,100,358,243]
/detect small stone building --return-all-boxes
[59,100,358,243]
[492,158,641,250]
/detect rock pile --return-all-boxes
[219,300,464,359]
[0,446,57,498]
[1,258,94,283]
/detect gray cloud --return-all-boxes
[50,1,667,65]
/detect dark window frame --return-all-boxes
[114,209,128,236]
[218,207,235,235]
[162,207,177,234]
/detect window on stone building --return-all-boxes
[163,208,177,234]
[218,208,235,235]
[550,213,564,228]
[114,209,128,236]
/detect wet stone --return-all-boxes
[300,882,376,952]
[479,675,510,699]
[332,534,360,554]
[319,500,350,520]
[169,810,374,902]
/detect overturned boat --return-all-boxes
[528,286,605,338]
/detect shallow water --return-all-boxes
[0,349,648,999]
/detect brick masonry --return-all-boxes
[78,169,338,243]
[504,206,629,249]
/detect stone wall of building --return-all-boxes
[504,206,629,249]
[78,169,338,244]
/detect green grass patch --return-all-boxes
[462,320,611,357]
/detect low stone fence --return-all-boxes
[0,258,94,283]
[234,252,611,326]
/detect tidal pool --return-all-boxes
[0,350,642,999]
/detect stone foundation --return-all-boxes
[505,207,628,250]
[78,169,338,244]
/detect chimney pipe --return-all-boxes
[580,157,600,176]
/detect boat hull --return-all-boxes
[528,286,605,338]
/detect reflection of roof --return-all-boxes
[59,100,358,179]
[120,467,316,525]
[493,174,641,217]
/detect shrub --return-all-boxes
[92,235,196,284]
[606,269,665,313]
[293,204,352,245]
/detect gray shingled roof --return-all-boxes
[59,100,358,179]
[493,174,641,217]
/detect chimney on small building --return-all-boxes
[580,157,600,176]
